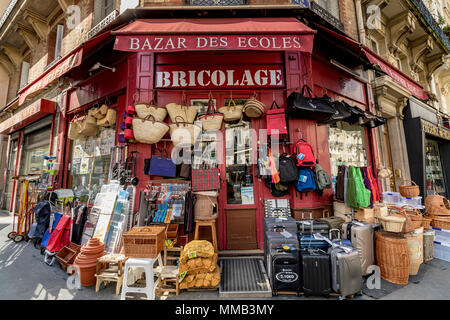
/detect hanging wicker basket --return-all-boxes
[135,102,167,122]
[169,116,201,146]
[399,180,420,198]
[166,103,197,124]
[425,194,450,216]
[376,232,410,285]
[132,115,169,144]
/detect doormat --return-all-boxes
[219,257,272,298]
[362,263,428,299]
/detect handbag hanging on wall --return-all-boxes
[191,167,220,192]
[286,84,335,122]
[243,93,265,118]
[149,148,176,177]
[266,100,288,135]
[199,98,224,131]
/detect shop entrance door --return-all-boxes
[187,92,261,250]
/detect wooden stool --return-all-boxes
[95,253,127,295]
[194,220,218,252]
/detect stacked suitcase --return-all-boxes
[263,213,364,299]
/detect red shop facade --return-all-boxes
[60,17,380,251]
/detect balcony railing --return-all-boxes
[186,0,248,5]
[410,0,450,51]
[86,10,118,40]
[310,1,344,32]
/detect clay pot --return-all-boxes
[73,238,105,287]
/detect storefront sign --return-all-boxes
[114,34,313,53]
[155,65,284,89]
[422,120,450,140]
[18,49,83,105]
[0,99,56,134]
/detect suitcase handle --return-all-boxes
[329,228,340,240]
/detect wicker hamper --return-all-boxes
[376,232,410,285]
[122,226,166,258]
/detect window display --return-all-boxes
[425,139,447,197]
[70,128,115,205]
[328,122,368,178]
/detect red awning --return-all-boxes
[0,99,56,134]
[314,24,429,101]
[18,31,112,106]
[113,18,316,53]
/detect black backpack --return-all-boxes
[278,154,299,184]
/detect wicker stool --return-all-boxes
[121,256,161,300]
[194,220,218,252]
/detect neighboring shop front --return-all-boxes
[0,98,56,212]
[403,98,450,199]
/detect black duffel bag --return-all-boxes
[319,100,352,125]
[287,85,336,122]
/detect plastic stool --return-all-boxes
[194,220,218,252]
[120,256,161,300]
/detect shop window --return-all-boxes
[425,139,447,197]
[328,122,368,179]
[70,127,115,205]
[224,101,254,205]
[19,127,51,176]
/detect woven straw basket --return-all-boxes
[218,99,243,122]
[169,116,201,146]
[91,104,108,119]
[135,103,167,122]
[376,232,410,285]
[399,180,420,197]
[97,108,116,127]
[430,215,450,229]
[166,103,197,124]
[379,207,408,233]
[425,194,450,216]
[402,205,424,230]
[243,97,265,118]
[132,115,169,144]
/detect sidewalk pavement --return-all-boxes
[1,214,450,300]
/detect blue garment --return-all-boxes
[41,211,62,248]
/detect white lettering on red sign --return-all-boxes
[155,68,283,88]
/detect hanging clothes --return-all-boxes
[71,204,88,245]
[367,167,381,203]
[361,167,374,207]
[346,166,358,210]
[335,165,346,201]
[354,167,371,208]
[344,166,349,206]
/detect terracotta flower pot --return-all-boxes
[73,238,105,287]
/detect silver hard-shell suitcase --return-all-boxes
[329,246,363,299]
[342,218,374,276]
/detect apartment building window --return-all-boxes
[316,0,340,19]
[370,39,379,55]
[19,58,30,90]
[46,24,64,67]
[94,0,116,26]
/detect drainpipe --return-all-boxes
[354,0,367,46]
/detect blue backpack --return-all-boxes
[296,168,317,199]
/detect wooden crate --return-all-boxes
[292,206,332,221]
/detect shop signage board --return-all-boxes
[155,65,285,89]
[115,34,313,53]
[422,119,450,140]
[0,98,56,134]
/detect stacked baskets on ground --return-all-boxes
[122,226,166,258]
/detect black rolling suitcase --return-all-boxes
[301,249,332,297]
[272,247,302,296]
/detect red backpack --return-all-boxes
[293,140,316,167]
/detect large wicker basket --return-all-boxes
[376,232,410,285]
[425,194,450,216]
[122,226,166,258]
[399,180,420,198]
[430,216,450,230]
